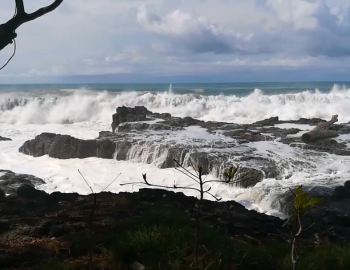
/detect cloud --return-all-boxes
[138,0,350,58]
[2,0,350,83]
[258,0,350,57]
[137,5,272,55]
[105,46,146,63]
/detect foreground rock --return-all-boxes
[19,133,116,159]
[0,170,45,196]
[0,181,349,269]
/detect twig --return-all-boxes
[78,169,121,270]
[120,157,247,268]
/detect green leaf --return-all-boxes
[303,197,324,209]
[294,192,309,209]
[223,166,239,182]
[296,185,303,195]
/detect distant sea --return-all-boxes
[0,81,349,96]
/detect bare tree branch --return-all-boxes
[25,0,64,23]
[15,0,25,15]
[0,0,64,53]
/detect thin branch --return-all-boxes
[174,159,200,181]
[175,167,200,183]
[204,191,221,201]
[101,173,122,192]
[0,39,16,70]
[203,170,252,185]
[188,158,200,177]
[25,0,64,23]
[121,180,202,193]
[78,169,94,194]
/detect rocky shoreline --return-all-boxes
[14,106,350,190]
[1,106,350,214]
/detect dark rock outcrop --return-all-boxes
[0,170,45,196]
[254,116,279,126]
[0,189,5,201]
[0,136,11,141]
[112,106,150,132]
[16,184,48,200]
[19,133,116,159]
[331,180,350,200]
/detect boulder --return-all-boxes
[16,184,48,199]
[0,170,45,196]
[19,133,116,159]
[253,116,280,126]
[0,189,5,201]
[0,136,11,141]
[331,181,350,200]
[112,106,150,132]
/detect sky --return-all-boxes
[1,0,350,83]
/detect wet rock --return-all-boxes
[0,189,5,201]
[16,185,48,200]
[117,122,150,132]
[112,106,150,132]
[289,139,350,155]
[260,127,301,138]
[253,116,280,126]
[331,181,350,200]
[0,170,45,196]
[222,129,274,142]
[160,147,189,168]
[293,117,325,125]
[233,167,265,188]
[19,133,116,159]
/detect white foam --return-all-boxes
[1,84,350,125]
[0,123,260,210]
[274,123,314,131]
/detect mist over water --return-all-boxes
[1,82,350,218]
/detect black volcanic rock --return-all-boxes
[112,106,150,132]
[0,136,11,141]
[0,170,45,196]
[111,106,175,132]
[253,116,280,126]
[0,189,5,201]
[16,184,48,200]
[19,133,116,159]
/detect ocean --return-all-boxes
[1,82,350,218]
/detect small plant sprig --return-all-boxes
[285,185,324,270]
[121,158,251,268]
[78,169,121,270]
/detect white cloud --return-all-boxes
[105,46,146,63]
[2,0,350,82]
[137,5,262,55]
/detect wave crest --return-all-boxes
[1,85,350,125]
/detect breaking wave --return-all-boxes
[1,84,350,125]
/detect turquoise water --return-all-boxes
[0,82,348,96]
